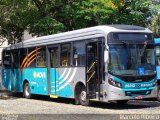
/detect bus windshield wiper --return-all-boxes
[121,41,129,45]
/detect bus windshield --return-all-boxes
[108,44,156,76]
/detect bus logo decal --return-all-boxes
[33,71,46,78]
[33,72,37,78]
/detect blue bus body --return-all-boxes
[2,68,74,98]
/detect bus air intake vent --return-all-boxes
[118,75,156,83]
[125,90,151,96]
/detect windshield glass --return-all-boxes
[108,44,156,76]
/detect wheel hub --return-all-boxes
[25,86,30,96]
[81,91,86,102]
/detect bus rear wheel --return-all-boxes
[79,87,90,106]
[23,82,32,99]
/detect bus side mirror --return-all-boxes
[104,50,109,63]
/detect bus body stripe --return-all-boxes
[20,48,41,68]
[27,56,40,67]
[57,68,77,91]
[59,68,71,84]
[58,68,67,80]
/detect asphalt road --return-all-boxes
[0,93,160,120]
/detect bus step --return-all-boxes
[87,94,96,99]
[49,94,59,98]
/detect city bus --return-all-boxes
[154,38,160,101]
[1,25,157,106]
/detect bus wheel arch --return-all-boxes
[23,80,32,99]
[74,82,90,106]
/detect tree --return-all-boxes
[148,14,160,37]
[0,0,155,44]
[0,0,31,44]
[148,1,160,37]
[112,0,152,26]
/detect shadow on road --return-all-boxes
[25,94,160,110]
[90,100,160,110]
[3,92,160,110]
[0,92,22,100]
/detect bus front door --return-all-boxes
[86,40,103,100]
[49,46,59,96]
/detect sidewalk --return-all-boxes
[0,67,10,98]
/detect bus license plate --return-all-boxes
[135,96,143,99]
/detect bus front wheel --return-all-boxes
[79,87,90,106]
[157,86,160,101]
[23,82,32,99]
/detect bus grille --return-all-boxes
[125,90,151,96]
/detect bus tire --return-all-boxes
[157,86,160,101]
[79,87,90,106]
[23,82,32,99]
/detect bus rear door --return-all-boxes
[48,46,60,96]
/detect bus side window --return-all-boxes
[156,46,160,66]
[157,57,160,66]
[27,47,36,68]
[37,47,46,67]
[3,50,11,68]
[20,48,28,68]
[60,43,71,67]
[13,50,20,68]
[72,41,85,66]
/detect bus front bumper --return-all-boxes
[107,85,157,101]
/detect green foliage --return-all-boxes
[148,14,160,37]
[0,0,33,44]
[112,0,152,26]
[0,0,155,44]
[148,2,160,37]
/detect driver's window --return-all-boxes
[156,46,160,66]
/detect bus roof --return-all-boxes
[5,25,152,50]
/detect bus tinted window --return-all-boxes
[13,50,20,68]
[73,41,85,66]
[156,46,160,66]
[37,47,46,67]
[20,48,28,68]
[60,43,71,66]
[50,47,59,67]
[3,50,11,68]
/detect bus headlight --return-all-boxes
[108,78,122,88]
[153,81,157,86]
